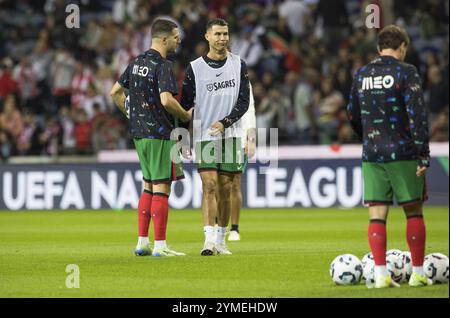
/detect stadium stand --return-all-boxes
[0,0,448,160]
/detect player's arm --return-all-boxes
[158,61,192,123]
[178,64,196,156]
[160,92,192,123]
[346,72,363,141]
[403,65,430,175]
[211,60,250,136]
[110,81,128,117]
[180,64,196,111]
[110,64,130,118]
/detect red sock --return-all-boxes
[407,216,426,266]
[368,220,387,266]
[152,194,169,241]
[138,190,152,237]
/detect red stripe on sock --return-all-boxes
[138,191,152,237]
[171,162,177,181]
[407,216,426,266]
[152,195,169,241]
[368,222,387,266]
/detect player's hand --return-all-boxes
[416,166,427,177]
[245,129,256,159]
[181,147,192,160]
[210,122,224,137]
[183,108,194,123]
[124,95,130,119]
[245,141,256,159]
[180,108,194,123]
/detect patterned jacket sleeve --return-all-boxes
[403,65,430,166]
[347,71,363,141]
[219,59,250,128]
[180,64,196,111]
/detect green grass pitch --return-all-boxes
[0,207,448,298]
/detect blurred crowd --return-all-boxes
[0,0,448,160]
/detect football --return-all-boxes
[386,249,402,257]
[330,254,363,285]
[423,253,449,284]
[361,252,374,266]
[400,251,412,283]
[361,252,375,284]
[386,252,405,283]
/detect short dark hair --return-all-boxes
[151,19,177,38]
[377,25,410,51]
[206,18,228,31]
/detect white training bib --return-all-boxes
[191,52,242,143]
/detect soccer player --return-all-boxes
[110,19,193,257]
[181,18,250,255]
[228,83,256,242]
[347,25,431,288]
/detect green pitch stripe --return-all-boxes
[0,208,448,297]
[437,156,449,176]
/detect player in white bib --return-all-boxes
[229,83,256,241]
[181,19,250,255]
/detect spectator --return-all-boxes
[0,94,24,140]
[0,58,17,105]
[314,78,344,144]
[17,111,43,155]
[258,87,291,141]
[96,15,119,55]
[39,115,61,156]
[426,64,448,121]
[251,81,265,109]
[278,0,313,39]
[261,71,275,91]
[254,83,274,133]
[338,123,357,144]
[334,67,352,100]
[80,83,107,120]
[293,68,319,144]
[430,109,449,142]
[59,105,76,155]
[92,114,127,153]
[79,20,103,53]
[30,35,53,114]
[0,0,447,154]
[0,128,13,161]
[12,56,38,110]
[317,0,348,48]
[50,48,76,108]
[111,39,136,78]
[71,61,94,109]
[231,25,264,68]
[95,65,116,112]
[74,109,92,155]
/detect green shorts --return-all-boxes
[362,161,428,206]
[195,138,244,174]
[134,138,184,184]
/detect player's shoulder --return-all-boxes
[355,56,383,76]
[239,57,247,68]
[400,61,419,75]
[190,56,204,68]
[142,49,168,66]
[379,55,417,73]
[162,58,174,68]
[354,64,369,78]
[226,52,246,70]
